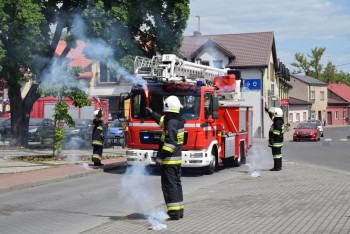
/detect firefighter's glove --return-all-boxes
[156,157,162,165]
[146,107,153,113]
[97,109,103,118]
[268,139,274,145]
[264,107,269,113]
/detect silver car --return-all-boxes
[307,119,324,137]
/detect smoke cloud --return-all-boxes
[246,141,271,177]
[119,164,168,229]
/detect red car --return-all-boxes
[293,122,321,141]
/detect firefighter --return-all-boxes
[265,104,284,171]
[91,108,104,166]
[146,96,185,220]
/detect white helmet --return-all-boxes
[93,110,101,118]
[274,107,283,118]
[164,96,183,113]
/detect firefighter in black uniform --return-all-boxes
[146,95,185,220]
[91,108,104,166]
[265,104,285,171]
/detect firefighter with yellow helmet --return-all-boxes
[265,104,285,171]
[91,108,104,166]
[146,95,185,220]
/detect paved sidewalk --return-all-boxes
[82,161,350,234]
[0,146,127,193]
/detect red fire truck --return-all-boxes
[31,97,109,123]
[119,54,252,174]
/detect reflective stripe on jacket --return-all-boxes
[150,112,185,165]
[92,118,104,146]
[267,111,284,146]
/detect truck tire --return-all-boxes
[233,154,241,167]
[202,149,217,175]
[234,141,246,166]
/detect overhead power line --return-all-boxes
[335,63,350,67]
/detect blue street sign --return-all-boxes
[244,79,261,90]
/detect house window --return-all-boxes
[271,84,275,96]
[310,91,315,102]
[296,113,300,122]
[320,91,325,101]
[213,60,223,69]
[311,111,316,119]
[303,112,307,121]
[100,63,118,83]
[201,61,210,66]
[289,113,293,122]
[335,111,339,120]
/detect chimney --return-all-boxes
[193,31,201,37]
[305,69,310,76]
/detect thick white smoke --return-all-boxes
[246,141,272,177]
[119,164,168,230]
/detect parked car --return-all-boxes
[106,119,124,145]
[293,122,321,142]
[0,118,11,142]
[307,119,324,137]
[28,118,55,142]
[63,119,93,148]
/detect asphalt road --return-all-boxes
[284,126,350,173]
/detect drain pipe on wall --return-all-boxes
[259,68,265,139]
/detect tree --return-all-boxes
[291,47,350,84]
[0,0,190,147]
[290,53,310,74]
[290,47,325,79]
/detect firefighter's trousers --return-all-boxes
[92,145,103,165]
[160,164,184,219]
[271,146,282,170]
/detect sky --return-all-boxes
[184,0,350,74]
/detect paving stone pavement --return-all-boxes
[80,161,350,234]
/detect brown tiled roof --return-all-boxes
[179,31,276,69]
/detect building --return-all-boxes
[288,97,312,129]
[179,31,291,138]
[288,74,327,123]
[327,82,350,125]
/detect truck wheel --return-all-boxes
[202,149,217,175]
[233,155,241,167]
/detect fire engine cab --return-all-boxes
[119,54,252,174]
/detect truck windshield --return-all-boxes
[131,92,200,120]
